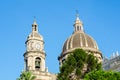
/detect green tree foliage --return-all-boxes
[84,70,120,80]
[57,49,101,80]
[17,71,36,80]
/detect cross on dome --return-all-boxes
[74,12,84,32]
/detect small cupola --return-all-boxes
[74,13,84,32]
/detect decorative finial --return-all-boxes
[32,16,38,27]
[74,10,84,32]
[34,16,36,22]
[32,16,38,32]
[76,10,79,18]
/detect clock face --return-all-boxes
[35,43,40,50]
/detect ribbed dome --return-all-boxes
[62,31,99,55]
[58,14,102,65]
[61,14,100,56]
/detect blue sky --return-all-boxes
[0,0,120,80]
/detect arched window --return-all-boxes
[34,25,37,31]
[77,26,80,31]
[25,59,28,71]
[35,57,41,69]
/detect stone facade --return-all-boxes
[24,19,56,80]
[102,51,120,71]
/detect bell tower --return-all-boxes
[24,19,46,72]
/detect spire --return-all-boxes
[74,11,84,32]
[76,10,79,21]
[32,17,38,32]
[116,51,119,57]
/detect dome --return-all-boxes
[58,14,102,65]
[27,32,43,41]
[62,31,99,55]
[61,14,101,56]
